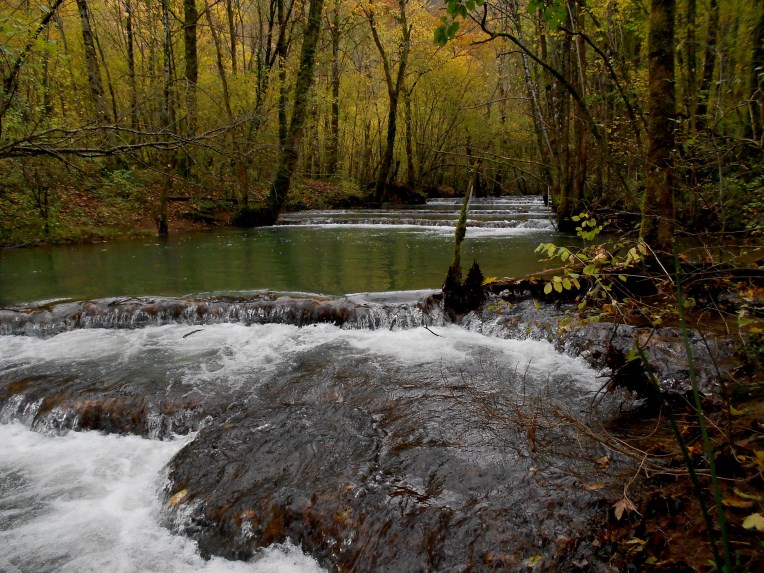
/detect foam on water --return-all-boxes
[0,423,326,573]
[0,322,599,394]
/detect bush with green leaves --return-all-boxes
[535,213,649,309]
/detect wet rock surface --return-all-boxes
[163,351,616,571]
[463,294,736,396]
[0,293,445,336]
[0,290,738,570]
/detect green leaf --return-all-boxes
[447,20,460,38]
[544,283,553,295]
[583,264,597,276]
[554,282,563,293]
[434,26,447,46]
[562,278,572,290]
[618,274,627,282]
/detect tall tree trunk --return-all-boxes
[125,0,138,142]
[264,0,325,222]
[158,0,173,236]
[226,0,238,75]
[684,0,698,129]
[326,0,341,175]
[74,0,111,125]
[404,85,415,189]
[695,0,719,130]
[557,1,587,231]
[640,0,676,251]
[184,0,198,135]
[179,0,198,178]
[746,0,764,142]
[276,0,289,150]
[572,4,587,222]
[367,0,411,203]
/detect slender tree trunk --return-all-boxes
[184,0,198,135]
[404,86,415,189]
[571,4,587,222]
[685,0,697,129]
[42,27,52,116]
[226,0,238,75]
[326,1,341,175]
[125,0,138,142]
[276,0,289,150]
[695,0,719,129]
[75,0,111,124]
[746,0,764,142]
[264,0,325,222]
[158,0,173,236]
[367,0,411,203]
[640,0,676,251]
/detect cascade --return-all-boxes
[1,196,647,571]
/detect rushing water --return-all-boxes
[0,424,325,573]
[0,198,558,306]
[0,198,629,571]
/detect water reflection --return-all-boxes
[0,226,562,306]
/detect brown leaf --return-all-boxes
[613,496,637,521]
[595,455,610,468]
[583,482,606,491]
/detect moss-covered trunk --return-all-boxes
[640,0,676,252]
[263,0,325,223]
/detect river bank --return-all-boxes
[0,171,386,248]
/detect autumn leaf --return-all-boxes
[613,496,637,520]
[583,482,605,491]
[594,455,610,468]
[722,496,754,509]
[168,488,188,506]
[742,513,764,531]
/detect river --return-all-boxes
[0,198,626,571]
[0,198,558,306]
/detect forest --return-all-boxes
[0,0,761,246]
[2,2,764,571]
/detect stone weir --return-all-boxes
[0,292,447,337]
[0,289,735,396]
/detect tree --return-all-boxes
[639,0,676,251]
[239,0,325,225]
[364,0,411,203]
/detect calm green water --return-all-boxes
[0,226,562,306]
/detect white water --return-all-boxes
[0,423,326,573]
[0,323,599,571]
[0,323,599,395]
